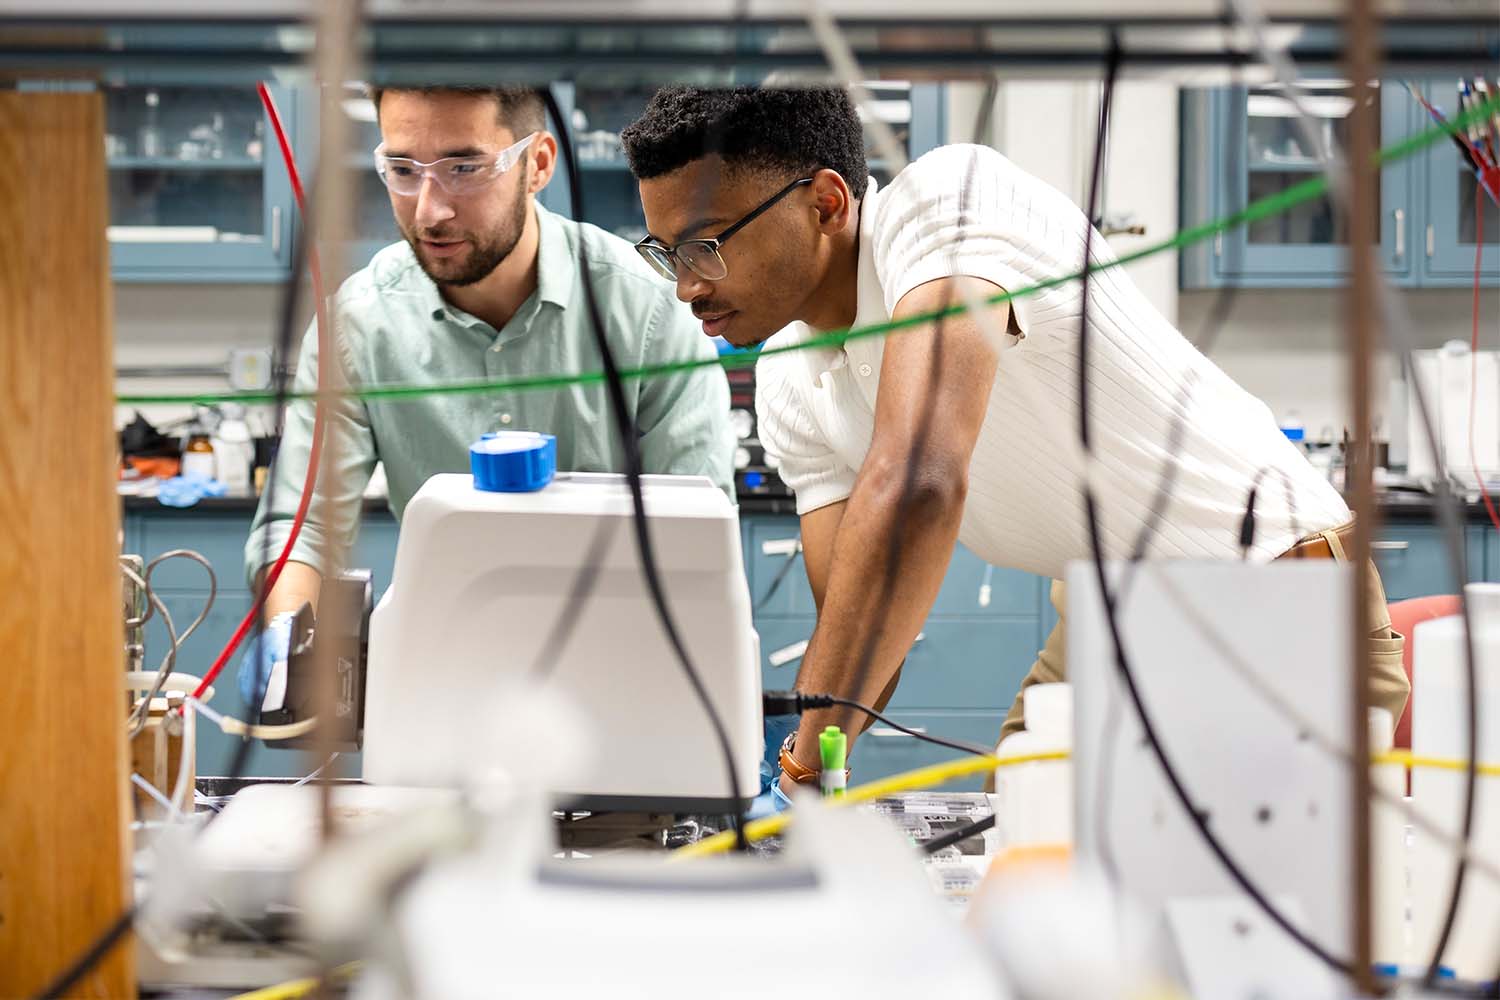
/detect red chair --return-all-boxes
[1387,595,1462,752]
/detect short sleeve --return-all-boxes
[872,143,1098,341]
[754,345,857,515]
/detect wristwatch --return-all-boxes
[778,731,850,786]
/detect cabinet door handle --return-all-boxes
[1371,540,1409,551]
[768,639,809,669]
[1426,224,1436,258]
[271,205,282,256]
[1393,208,1405,259]
[870,726,925,738]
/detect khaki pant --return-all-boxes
[997,540,1412,745]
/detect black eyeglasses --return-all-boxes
[635,176,814,282]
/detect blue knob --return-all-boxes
[470,431,556,493]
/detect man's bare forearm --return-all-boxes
[789,464,965,768]
[259,560,323,622]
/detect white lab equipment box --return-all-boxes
[363,472,761,809]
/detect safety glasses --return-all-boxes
[374,131,536,197]
[635,176,814,282]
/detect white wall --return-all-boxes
[113,282,301,432]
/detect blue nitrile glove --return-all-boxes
[747,776,797,819]
[237,612,296,713]
[762,713,799,794]
[156,475,227,508]
[748,713,802,819]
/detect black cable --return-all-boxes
[922,813,996,856]
[527,516,617,682]
[31,908,137,1000]
[1076,36,1357,979]
[762,690,992,757]
[755,544,802,611]
[827,696,992,757]
[541,86,749,851]
[1237,465,1303,559]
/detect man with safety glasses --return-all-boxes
[241,85,733,710]
[621,86,1409,807]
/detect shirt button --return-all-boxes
[858,363,873,377]
[491,343,503,353]
[500,413,513,425]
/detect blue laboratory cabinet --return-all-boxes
[99,78,298,282]
[1416,79,1500,285]
[121,502,1493,790]
[86,77,943,281]
[1181,76,1497,289]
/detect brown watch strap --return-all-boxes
[778,732,850,786]
[779,733,820,785]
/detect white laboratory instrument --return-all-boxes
[1405,343,1500,490]
[341,798,1007,1000]
[1408,585,1500,982]
[361,470,762,810]
[1068,558,1360,992]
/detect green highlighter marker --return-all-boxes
[819,725,847,799]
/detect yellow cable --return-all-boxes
[1375,748,1500,778]
[674,747,1500,861]
[228,962,360,1000]
[670,750,1068,861]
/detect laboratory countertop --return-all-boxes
[119,491,396,515]
[118,489,799,516]
[120,487,1489,522]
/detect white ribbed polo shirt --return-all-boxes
[755,144,1349,580]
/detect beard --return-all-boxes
[402,165,529,287]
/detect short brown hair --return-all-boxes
[368,85,546,136]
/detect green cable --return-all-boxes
[117,90,1500,410]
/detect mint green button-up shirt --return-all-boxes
[246,204,733,583]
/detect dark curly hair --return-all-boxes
[620,86,869,199]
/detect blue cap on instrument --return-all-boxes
[469,431,556,493]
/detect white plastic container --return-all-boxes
[995,683,1074,849]
[211,403,254,493]
[362,472,762,810]
[1408,588,1500,981]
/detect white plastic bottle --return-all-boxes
[212,403,254,493]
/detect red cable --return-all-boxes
[188,83,331,702]
[1468,187,1499,535]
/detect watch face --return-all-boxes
[730,408,755,440]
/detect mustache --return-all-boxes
[691,301,733,319]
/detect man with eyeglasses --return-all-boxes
[240,85,733,711]
[620,86,1409,806]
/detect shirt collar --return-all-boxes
[418,202,572,323]
[531,202,573,311]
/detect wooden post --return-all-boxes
[1341,2,1379,992]
[0,90,136,999]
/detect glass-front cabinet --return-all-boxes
[1183,75,1498,289]
[1419,78,1500,284]
[102,80,295,281]
[1181,78,1415,287]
